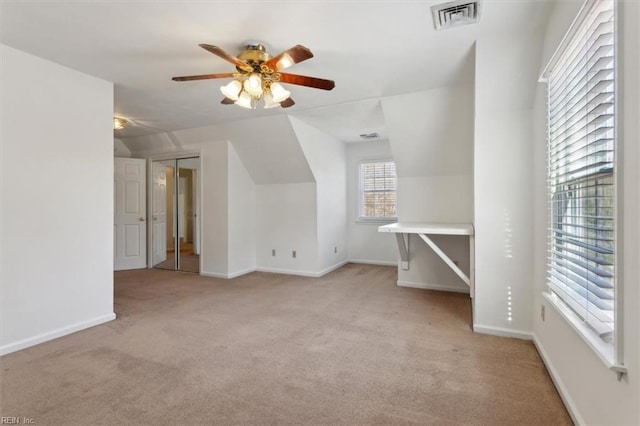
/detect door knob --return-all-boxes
[153,216,158,221]
[139,217,145,222]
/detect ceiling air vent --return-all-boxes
[432,0,481,31]
[359,132,380,140]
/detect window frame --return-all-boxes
[539,0,625,375]
[357,159,398,223]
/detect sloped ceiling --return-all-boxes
[290,98,388,144]
[125,115,314,185]
[1,1,552,141]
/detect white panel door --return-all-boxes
[152,162,167,266]
[114,158,146,270]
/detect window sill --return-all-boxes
[356,218,397,224]
[543,291,626,377]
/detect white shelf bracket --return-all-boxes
[395,233,409,270]
[417,233,470,287]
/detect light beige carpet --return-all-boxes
[0,264,571,425]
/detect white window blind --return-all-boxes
[359,161,397,220]
[546,0,616,339]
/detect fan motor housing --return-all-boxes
[237,44,272,71]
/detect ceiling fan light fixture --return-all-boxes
[113,117,127,130]
[263,91,281,109]
[276,55,294,70]
[235,91,254,109]
[270,82,291,103]
[173,42,335,111]
[220,80,242,101]
[243,73,263,97]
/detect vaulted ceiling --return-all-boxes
[1,1,552,141]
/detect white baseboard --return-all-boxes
[397,280,470,294]
[0,313,116,356]
[201,267,257,280]
[202,261,349,280]
[532,335,584,426]
[255,267,321,277]
[227,267,256,279]
[256,260,348,278]
[317,260,349,276]
[472,324,533,340]
[347,259,398,266]
[201,271,232,279]
[202,261,397,280]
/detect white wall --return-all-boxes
[382,85,475,292]
[200,141,229,277]
[345,140,397,264]
[474,32,543,337]
[255,183,319,275]
[291,117,348,272]
[1,45,115,354]
[114,138,131,157]
[228,142,256,277]
[531,2,640,424]
[382,85,474,177]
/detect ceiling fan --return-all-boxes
[172,43,335,109]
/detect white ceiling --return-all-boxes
[0,0,552,142]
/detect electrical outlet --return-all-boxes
[292,250,297,258]
[541,304,546,321]
[272,249,276,257]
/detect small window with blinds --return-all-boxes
[359,160,397,221]
[545,0,616,343]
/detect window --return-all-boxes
[359,160,397,221]
[543,0,621,366]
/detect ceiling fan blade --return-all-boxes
[221,97,235,105]
[172,72,236,82]
[264,45,313,72]
[278,73,335,91]
[280,98,295,108]
[199,44,253,72]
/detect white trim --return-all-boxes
[253,267,322,278]
[201,271,233,279]
[202,261,350,280]
[539,0,593,81]
[227,267,257,279]
[201,267,258,280]
[472,324,533,340]
[0,313,116,356]
[257,260,348,278]
[147,149,203,162]
[532,335,585,426]
[317,260,349,276]
[397,280,470,294]
[543,292,626,374]
[612,0,624,370]
[356,217,397,224]
[347,259,397,267]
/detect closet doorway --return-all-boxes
[151,157,200,273]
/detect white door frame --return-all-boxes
[146,151,202,273]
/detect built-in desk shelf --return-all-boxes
[378,222,475,297]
